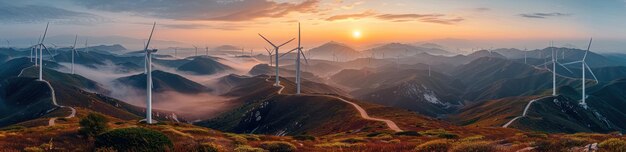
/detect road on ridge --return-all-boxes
[265,75,402,132]
[502,96,550,128]
[18,66,76,126]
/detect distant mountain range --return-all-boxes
[308,41,360,61]
[177,56,233,75]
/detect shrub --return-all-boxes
[450,141,495,152]
[525,132,548,139]
[532,140,556,152]
[599,138,626,152]
[315,142,364,148]
[23,147,44,152]
[558,137,590,148]
[339,138,366,143]
[0,125,26,131]
[438,132,459,139]
[366,132,383,137]
[414,139,451,152]
[197,143,224,152]
[226,133,248,145]
[293,135,315,141]
[395,131,421,136]
[460,135,485,142]
[79,113,109,137]
[259,141,297,152]
[94,127,173,152]
[235,145,268,152]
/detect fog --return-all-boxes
[54,53,263,120]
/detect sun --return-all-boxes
[352,30,362,39]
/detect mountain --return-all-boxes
[493,47,621,68]
[115,70,211,94]
[177,56,233,75]
[212,45,240,51]
[248,64,324,82]
[0,78,57,127]
[0,58,63,80]
[0,54,8,63]
[364,43,454,58]
[198,75,385,135]
[331,68,465,117]
[19,66,109,93]
[453,95,624,133]
[308,41,360,61]
[451,57,583,101]
[282,62,343,77]
[81,44,127,53]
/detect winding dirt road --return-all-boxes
[502,96,549,128]
[265,75,402,132]
[18,66,76,126]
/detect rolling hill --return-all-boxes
[177,56,233,75]
[115,70,211,94]
[307,41,360,61]
[363,43,454,58]
[0,77,57,127]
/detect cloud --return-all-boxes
[72,0,321,21]
[325,10,376,21]
[0,2,103,24]
[326,11,464,25]
[519,12,571,19]
[341,1,365,10]
[474,7,490,12]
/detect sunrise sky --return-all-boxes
[2,0,626,52]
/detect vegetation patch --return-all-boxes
[79,113,109,137]
[235,145,268,152]
[293,135,316,141]
[94,127,173,152]
[599,138,626,152]
[197,142,225,152]
[315,142,364,148]
[259,141,297,152]
[449,141,495,152]
[394,131,421,136]
[414,139,452,152]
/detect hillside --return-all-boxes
[248,64,324,82]
[308,41,360,61]
[177,56,233,75]
[332,68,465,117]
[115,70,211,94]
[364,43,454,58]
[0,78,57,127]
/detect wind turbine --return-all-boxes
[143,22,158,124]
[279,22,308,94]
[193,45,198,56]
[36,22,54,81]
[258,33,295,86]
[174,47,178,58]
[562,38,597,107]
[524,48,527,64]
[205,46,209,56]
[265,47,273,66]
[71,35,78,74]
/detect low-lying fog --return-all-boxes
[56,53,263,120]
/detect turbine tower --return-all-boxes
[193,45,198,56]
[279,22,308,94]
[143,22,158,124]
[563,38,597,108]
[258,33,295,86]
[71,35,78,74]
[205,46,209,56]
[36,22,53,81]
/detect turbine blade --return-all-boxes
[277,38,295,48]
[585,63,599,82]
[144,22,156,51]
[72,35,78,49]
[583,38,592,61]
[279,47,298,58]
[556,62,574,74]
[561,61,583,66]
[300,49,309,64]
[41,45,55,61]
[258,34,277,47]
[40,22,49,43]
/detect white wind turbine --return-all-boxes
[265,47,274,66]
[193,45,198,56]
[35,22,55,81]
[143,22,158,124]
[71,35,78,74]
[205,46,209,56]
[279,22,308,94]
[562,38,597,107]
[539,42,573,96]
[258,33,295,86]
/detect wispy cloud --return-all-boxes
[519,12,571,19]
[0,2,104,24]
[473,7,491,12]
[325,10,377,21]
[72,0,320,21]
[326,11,464,25]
